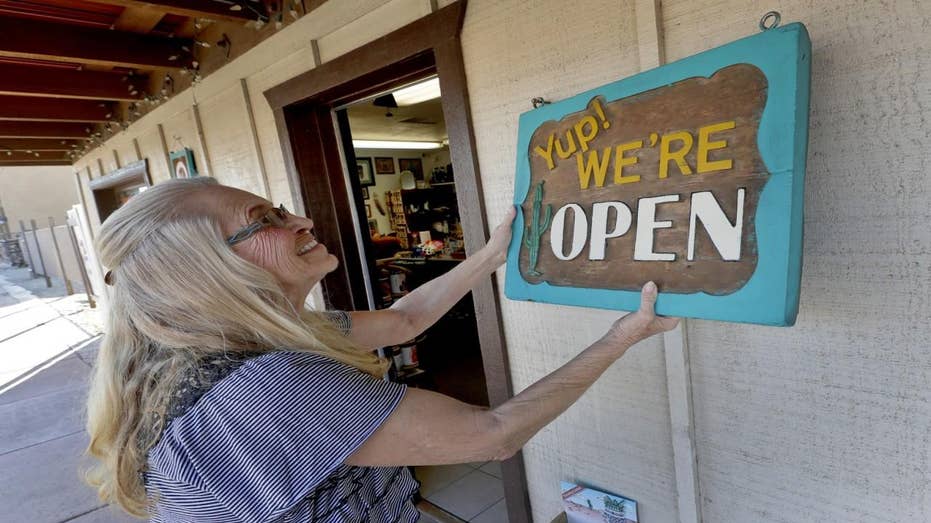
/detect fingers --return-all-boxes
[500,206,517,227]
[490,207,517,244]
[639,281,658,314]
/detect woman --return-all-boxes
[85,177,677,522]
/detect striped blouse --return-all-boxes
[144,333,419,521]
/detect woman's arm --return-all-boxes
[345,282,678,466]
[346,207,515,350]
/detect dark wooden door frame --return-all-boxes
[264,2,531,522]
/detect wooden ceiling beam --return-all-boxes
[0,122,93,139]
[0,150,70,162]
[0,95,114,123]
[0,160,72,167]
[113,5,166,33]
[0,16,193,70]
[0,138,84,151]
[84,0,267,23]
[0,63,146,101]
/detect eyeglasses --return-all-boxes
[226,204,290,246]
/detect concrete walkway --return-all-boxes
[0,265,134,522]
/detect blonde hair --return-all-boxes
[84,177,386,517]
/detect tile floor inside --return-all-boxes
[415,462,506,522]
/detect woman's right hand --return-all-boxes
[483,206,517,267]
[604,281,680,347]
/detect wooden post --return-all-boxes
[192,103,212,177]
[18,220,36,278]
[310,39,321,67]
[0,204,10,239]
[157,123,172,176]
[240,78,272,199]
[634,0,703,521]
[47,217,74,295]
[635,0,666,69]
[663,321,702,523]
[28,219,52,288]
[65,221,96,308]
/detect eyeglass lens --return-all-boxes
[265,205,288,227]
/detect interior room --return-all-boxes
[342,76,506,523]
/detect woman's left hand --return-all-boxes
[484,206,517,267]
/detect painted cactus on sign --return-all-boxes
[523,180,552,276]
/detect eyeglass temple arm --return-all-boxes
[226,221,265,246]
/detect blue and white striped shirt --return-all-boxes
[144,350,419,522]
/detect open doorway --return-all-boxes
[265,4,531,521]
[338,76,505,521]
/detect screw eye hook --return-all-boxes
[759,11,781,31]
[531,97,550,109]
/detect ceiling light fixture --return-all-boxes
[392,77,441,106]
[352,140,443,150]
[372,93,398,117]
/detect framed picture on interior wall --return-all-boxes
[365,204,372,218]
[169,148,198,178]
[356,157,375,187]
[374,157,395,174]
[361,187,369,199]
[398,158,424,180]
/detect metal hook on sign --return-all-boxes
[759,11,781,31]
[531,97,550,109]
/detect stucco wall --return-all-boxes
[463,1,931,520]
[0,166,78,232]
[72,1,931,522]
[662,1,931,522]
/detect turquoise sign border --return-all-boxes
[505,23,811,326]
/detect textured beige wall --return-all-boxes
[244,49,310,206]
[72,1,931,522]
[136,126,171,184]
[112,135,139,171]
[199,84,262,194]
[0,166,78,229]
[662,1,931,522]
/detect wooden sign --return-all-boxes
[505,23,811,326]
